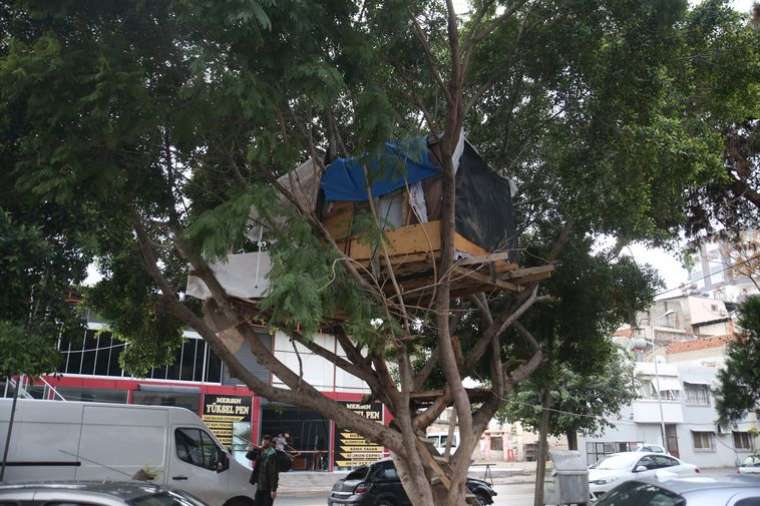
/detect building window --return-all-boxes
[585,442,642,465]
[490,437,503,451]
[638,379,680,401]
[684,384,710,406]
[734,431,754,451]
[692,431,715,451]
[58,329,222,384]
[55,388,128,404]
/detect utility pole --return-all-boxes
[1,375,21,482]
[649,310,674,450]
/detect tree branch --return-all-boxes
[409,10,452,102]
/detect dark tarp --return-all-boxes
[455,142,518,257]
[321,138,440,202]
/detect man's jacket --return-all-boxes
[247,448,279,492]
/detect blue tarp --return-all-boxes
[320,137,440,202]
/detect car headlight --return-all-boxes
[590,479,610,485]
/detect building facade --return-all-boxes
[579,346,758,468]
[2,316,383,472]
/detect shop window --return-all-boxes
[692,431,715,451]
[205,348,222,383]
[180,340,197,381]
[56,388,128,404]
[166,355,181,381]
[193,342,206,382]
[490,437,503,451]
[734,431,754,451]
[261,403,329,471]
[80,332,99,375]
[133,391,200,413]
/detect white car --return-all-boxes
[738,455,760,475]
[588,452,699,500]
[634,443,667,453]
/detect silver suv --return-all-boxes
[596,477,760,505]
[0,482,208,506]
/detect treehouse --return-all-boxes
[187,134,552,307]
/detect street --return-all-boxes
[277,483,536,506]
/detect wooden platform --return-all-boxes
[335,221,553,302]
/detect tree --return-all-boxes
[492,240,659,506]
[716,296,760,425]
[671,1,760,239]
[0,1,717,504]
[499,348,637,449]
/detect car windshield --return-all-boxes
[596,481,685,506]
[596,454,638,470]
[130,492,206,506]
[742,456,760,467]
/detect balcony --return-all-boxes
[632,399,684,424]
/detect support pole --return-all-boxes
[1,376,21,482]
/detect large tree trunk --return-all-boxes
[533,387,552,506]
[566,429,578,451]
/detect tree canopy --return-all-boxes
[1,0,757,504]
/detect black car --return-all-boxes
[328,459,497,506]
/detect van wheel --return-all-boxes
[223,497,255,506]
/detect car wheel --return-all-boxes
[473,492,490,505]
[376,501,394,506]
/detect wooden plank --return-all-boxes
[454,267,523,292]
[453,231,490,258]
[457,251,514,266]
[501,264,555,280]
[324,202,354,241]
[348,221,442,261]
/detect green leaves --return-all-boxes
[715,296,760,424]
[0,321,61,379]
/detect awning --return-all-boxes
[653,377,682,391]
[689,427,715,433]
[321,137,440,201]
[679,368,715,386]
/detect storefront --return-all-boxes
[14,322,391,471]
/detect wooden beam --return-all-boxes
[501,264,555,280]
[454,267,523,292]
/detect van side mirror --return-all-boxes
[634,465,648,473]
[217,452,230,473]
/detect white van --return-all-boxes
[0,399,254,506]
[427,431,459,455]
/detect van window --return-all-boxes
[175,428,221,471]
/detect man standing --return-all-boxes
[247,435,279,506]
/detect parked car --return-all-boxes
[595,477,760,505]
[739,455,760,475]
[328,459,496,505]
[0,399,253,506]
[634,443,667,454]
[588,452,699,500]
[0,481,209,506]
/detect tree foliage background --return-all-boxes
[716,295,760,425]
